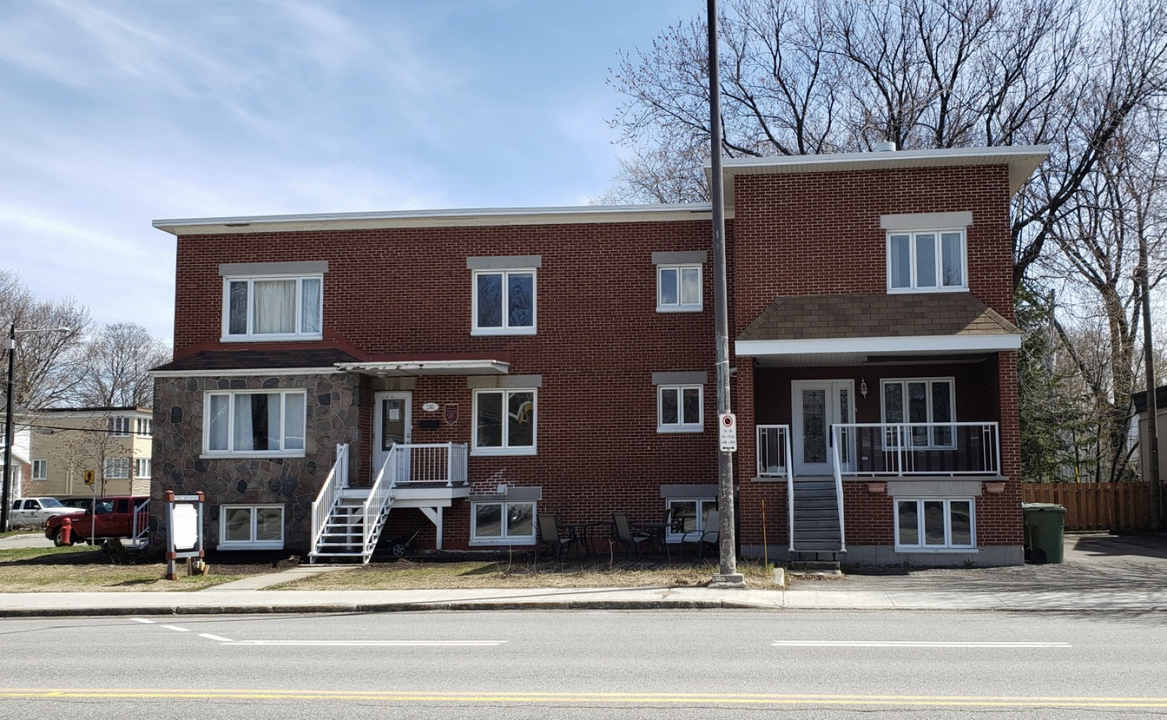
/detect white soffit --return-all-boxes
[736,333,1022,358]
[154,204,713,236]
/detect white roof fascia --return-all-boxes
[712,145,1050,207]
[149,367,345,378]
[735,333,1022,357]
[154,204,713,236]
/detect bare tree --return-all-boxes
[0,269,89,411]
[604,0,1167,288]
[72,323,171,408]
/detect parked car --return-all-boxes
[9,497,85,528]
[44,496,149,546]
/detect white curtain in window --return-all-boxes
[253,279,295,334]
[284,394,305,450]
[233,394,257,451]
[300,278,321,333]
[208,395,230,451]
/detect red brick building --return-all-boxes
[151,145,1046,565]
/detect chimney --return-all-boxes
[875,140,897,152]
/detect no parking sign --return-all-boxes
[719,413,737,452]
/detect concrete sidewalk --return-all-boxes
[3,531,1166,617]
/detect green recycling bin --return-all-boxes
[1022,503,1065,564]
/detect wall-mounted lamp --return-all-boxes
[860,378,868,398]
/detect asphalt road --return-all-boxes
[3,609,1167,719]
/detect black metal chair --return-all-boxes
[537,513,579,561]
[612,512,653,559]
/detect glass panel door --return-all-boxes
[791,380,855,476]
[374,392,412,482]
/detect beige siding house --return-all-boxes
[23,407,153,498]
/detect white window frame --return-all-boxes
[104,457,130,480]
[32,459,47,480]
[886,229,967,293]
[656,264,703,312]
[136,418,152,437]
[472,389,536,456]
[109,416,131,436]
[221,274,323,342]
[134,458,151,479]
[202,390,308,458]
[218,504,285,550]
[880,378,956,449]
[665,497,717,542]
[470,500,537,546]
[894,497,976,551]
[471,268,537,336]
[657,384,703,433]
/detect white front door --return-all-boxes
[373,392,412,480]
[791,380,854,476]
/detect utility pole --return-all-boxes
[708,0,744,587]
[1,324,15,533]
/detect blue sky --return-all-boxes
[1,0,692,340]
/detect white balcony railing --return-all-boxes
[383,443,469,485]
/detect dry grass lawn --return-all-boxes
[0,544,250,592]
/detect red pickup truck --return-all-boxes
[45,496,149,546]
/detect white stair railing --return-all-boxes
[310,444,348,558]
[830,427,848,554]
[131,498,150,544]
[360,446,400,559]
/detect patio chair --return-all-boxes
[681,509,720,561]
[612,512,653,560]
[537,514,579,561]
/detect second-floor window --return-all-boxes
[658,385,703,432]
[109,416,131,436]
[223,275,323,341]
[136,418,152,437]
[32,460,47,480]
[887,230,966,292]
[657,265,702,312]
[472,269,535,335]
[134,458,152,479]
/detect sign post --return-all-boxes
[165,491,205,580]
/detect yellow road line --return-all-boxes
[2,689,1167,708]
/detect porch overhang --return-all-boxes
[737,332,1021,365]
[336,358,510,377]
[736,292,1021,366]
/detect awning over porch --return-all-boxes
[336,353,510,377]
[735,293,1020,366]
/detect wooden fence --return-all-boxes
[1022,482,1152,532]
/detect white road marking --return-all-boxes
[198,634,234,642]
[773,640,1071,648]
[130,618,155,624]
[161,625,191,633]
[220,640,507,647]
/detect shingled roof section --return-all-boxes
[737,293,1020,342]
[152,348,359,373]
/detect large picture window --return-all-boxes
[473,389,536,455]
[472,269,535,335]
[665,498,717,542]
[223,275,322,340]
[104,457,130,480]
[658,385,703,432]
[895,498,974,550]
[881,378,955,448]
[887,230,966,292]
[471,501,536,545]
[220,504,284,550]
[204,390,307,456]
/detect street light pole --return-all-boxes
[1,324,71,533]
[1,324,15,533]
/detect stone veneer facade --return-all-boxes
[150,372,362,552]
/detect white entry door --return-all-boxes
[374,392,412,480]
[791,380,854,476]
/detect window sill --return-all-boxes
[657,425,704,434]
[469,538,537,547]
[886,286,968,295]
[470,327,537,337]
[656,305,703,313]
[200,452,305,460]
[217,541,285,551]
[894,546,978,553]
[220,334,323,343]
[470,447,537,457]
